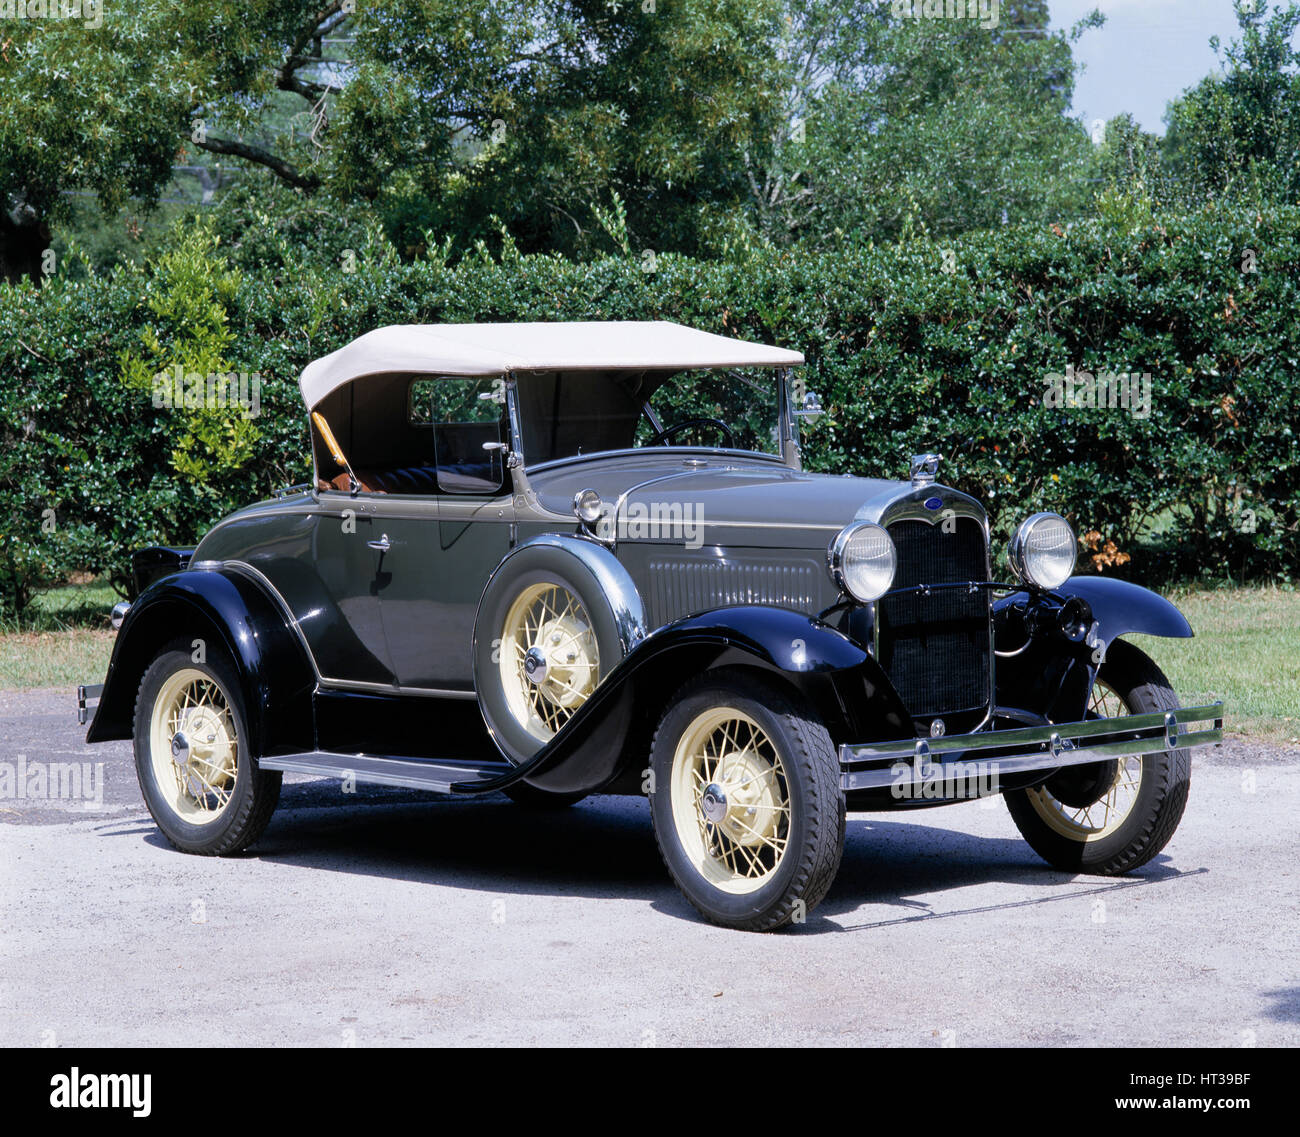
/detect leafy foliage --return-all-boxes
[4,199,1297,617]
[737,0,1099,247]
[1162,1,1300,205]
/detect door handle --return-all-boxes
[366,534,391,552]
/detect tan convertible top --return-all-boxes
[298,321,804,409]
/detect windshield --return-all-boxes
[636,368,782,455]
[517,367,786,466]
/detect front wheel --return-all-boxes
[649,671,845,932]
[133,640,281,855]
[1003,640,1191,875]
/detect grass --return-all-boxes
[0,627,117,690]
[1137,585,1300,746]
[1,580,1295,745]
[0,582,119,690]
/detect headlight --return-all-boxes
[1008,513,1077,590]
[572,488,603,525]
[828,522,897,603]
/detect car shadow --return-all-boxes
[812,816,1198,926]
[242,786,670,900]
[149,782,1206,932]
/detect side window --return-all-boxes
[410,377,509,495]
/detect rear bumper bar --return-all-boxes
[839,703,1223,792]
[76,684,104,727]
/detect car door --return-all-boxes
[372,375,514,692]
[307,496,399,686]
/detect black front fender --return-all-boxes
[994,576,1192,723]
[87,567,315,758]
[469,605,911,796]
[1056,576,1193,645]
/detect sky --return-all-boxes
[1049,0,1290,135]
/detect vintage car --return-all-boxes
[79,321,1222,931]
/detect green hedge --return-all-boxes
[3,199,1297,618]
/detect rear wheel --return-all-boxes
[133,641,281,855]
[649,671,845,932]
[1004,640,1191,874]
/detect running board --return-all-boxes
[259,751,512,794]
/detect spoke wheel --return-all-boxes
[148,668,240,825]
[133,642,281,855]
[498,582,600,743]
[650,671,844,932]
[670,708,791,895]
[1003,640,1192,875]
[1024,679,1144,841]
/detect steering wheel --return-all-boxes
[645,416,736,448]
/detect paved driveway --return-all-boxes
[1,688,1296,1047]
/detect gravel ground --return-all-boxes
[1,687,1297,1048]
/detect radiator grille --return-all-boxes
[877,518,991,717]
[648,558,817,627]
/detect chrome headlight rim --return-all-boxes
[572,488,603,525]
[1008,512,1078,591]
[828,521,897,604]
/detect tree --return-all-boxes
[0,1,784,277]
[1095,114,1164,193]
[0,2,353,281]
[1163,1,1300,204]
[736,0,1101,248]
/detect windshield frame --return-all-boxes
[509,365,800,473]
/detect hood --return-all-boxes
[529,454,905,549]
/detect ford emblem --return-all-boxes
[924,496,943,511]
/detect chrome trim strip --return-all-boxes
[839,703,1224,791]
[705,519,848,532]
[319,677,478,700]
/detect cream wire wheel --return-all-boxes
[133,642,282,855]
[1024,679,1144,842]
[1003,640,1193,876]
[147,667,239,825]
[669,707,792,895]
[498,582,600,744]
[649,671,845,931]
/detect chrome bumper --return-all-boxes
[76,683,104,726]
[839,704,1224,792]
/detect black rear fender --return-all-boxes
[87,566,315,758]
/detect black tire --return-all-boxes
[1004,640,1191,874]
[649,669,845,932]
[133,640,281,855]
[474,543,633,763]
